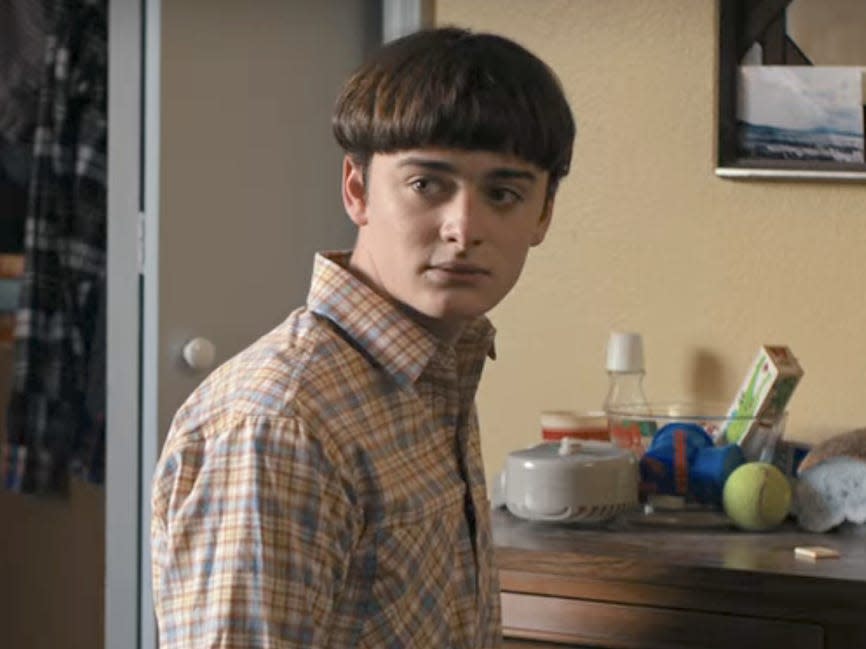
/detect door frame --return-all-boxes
[105,0,159,646]
[104,0,141,645]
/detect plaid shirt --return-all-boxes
[152,251,502,648]
[3,0,107,493]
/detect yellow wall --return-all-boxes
[436,0,866,481]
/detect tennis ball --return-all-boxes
[722,462,791,531]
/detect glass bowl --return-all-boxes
[606,401,783,458]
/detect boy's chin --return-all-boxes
[422,304,490,325]
[399,299,486,331]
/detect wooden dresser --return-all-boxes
[492,508,866,649]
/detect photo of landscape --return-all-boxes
[737,66,864,163]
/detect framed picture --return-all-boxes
[717,0,866,180]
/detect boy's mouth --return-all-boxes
[427,261,489,275]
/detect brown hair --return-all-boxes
[332,27,576,195]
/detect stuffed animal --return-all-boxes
[794,428,866,532]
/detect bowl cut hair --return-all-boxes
[332,27,576,194]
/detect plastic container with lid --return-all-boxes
[504,438,639,523]
[540,410,609,441]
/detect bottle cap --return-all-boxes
[605,331,644,372]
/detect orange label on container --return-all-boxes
[542,425,610,442]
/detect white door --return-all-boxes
[106,1,388,647]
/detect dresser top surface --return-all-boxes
[492,507,866,585]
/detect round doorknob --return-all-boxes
[182,337,216,371]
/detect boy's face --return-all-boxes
[343,148,552,341]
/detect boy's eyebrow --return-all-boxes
[397,157,539,182]
[397,157,456,172]
[487,168,538,182]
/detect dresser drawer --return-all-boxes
[501,592,823,649]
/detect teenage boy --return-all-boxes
[152,26,575,649]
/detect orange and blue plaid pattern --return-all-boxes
[151,251,502,648]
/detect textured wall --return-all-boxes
[436,0,866,481]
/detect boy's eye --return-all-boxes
[409,176,447,196]
[410,178,433,193]
[487,186,522,205]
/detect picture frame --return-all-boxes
[716,0,866,181]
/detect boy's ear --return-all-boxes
[531,195,555,246]
[342,155,368,226]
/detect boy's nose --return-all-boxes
[440,190,484,249]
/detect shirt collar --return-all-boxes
[307,251,495,388]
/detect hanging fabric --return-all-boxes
[2,0,107,494]
[0,0,46,254]
[0,0,46,144]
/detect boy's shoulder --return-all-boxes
[167,306,377,440]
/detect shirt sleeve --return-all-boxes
[151,412,356,648]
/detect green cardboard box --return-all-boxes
[723,345,803,445]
